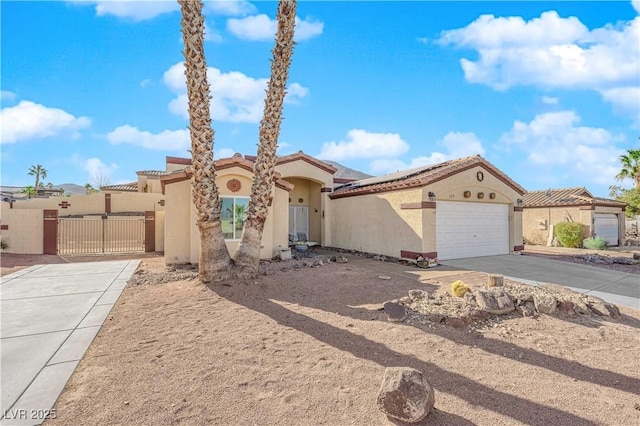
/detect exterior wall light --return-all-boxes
[428,191,436,201]
[517,198,523,206]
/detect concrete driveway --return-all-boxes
[1,260,139,425]
[442,255,639,309]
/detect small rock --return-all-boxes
[378,275,392,280]
[427,313,446,323]
[474,289,515,315]
[383,301,408,322]
[377,367,435,423]
[471,310,490,320]
[572,299,591,315]
[534,294,558,315]
[516,302,536,317]
[408,289,429,300]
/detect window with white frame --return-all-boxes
[221,196,249,240]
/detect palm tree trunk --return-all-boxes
[234,0,297,277]
[179,0,232,282]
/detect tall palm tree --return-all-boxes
[28,164,47,196]
[234,0,297,276]
[178,0,232,282]
[615,148,640,188]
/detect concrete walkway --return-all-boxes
[442,255,639,309]
[0,260,139,425]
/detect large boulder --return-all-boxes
[376,367,435,423]
[383,301,408,322]
[474,289,515,315]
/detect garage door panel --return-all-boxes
[436,201,509,260]
[594,214,618,246]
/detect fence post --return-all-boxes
[43,210,58,254]
[145,211,155,252]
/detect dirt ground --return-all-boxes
[43,253,640,426]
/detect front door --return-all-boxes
[289,206,309,240]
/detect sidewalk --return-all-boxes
[1,260,139,425]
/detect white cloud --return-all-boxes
[204,21,223,43]
[600,87,640,116]
[163,62,308,123]
[438,12,640,113]
[140,79,152,88]
[633,0,640,14]
[83,157,118,184]
[1,90,16,102]
[317,129,410,161]
[368,131,485,174]
[67,0,179,21]
[70,0,256,21]
[227,14,323,41]
[107,125,190,151]
[500,111,623,184]
[542,96,559,105]
[0,100,90,144]
[214,147,236,159]
[206,0,256,17]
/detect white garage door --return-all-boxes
[594,214,618,246]
[436,201,509,260]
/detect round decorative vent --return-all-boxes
[227,179,241,193]
[463,191,471,198]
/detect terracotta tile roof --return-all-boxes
[275,151,337,175]
[523,187,626,208]
[160,156,294,193]
[136,170,168,176]
[330,155,526,199]
[100,183,138,192]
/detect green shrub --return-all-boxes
[554,222,583,248]
[583,236,607,250]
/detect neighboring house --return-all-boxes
[522,187,627,246]
[100,170,168,194]
[161,153,527,263]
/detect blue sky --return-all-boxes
[1,1,639,197]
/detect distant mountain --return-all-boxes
[57,183,86,195]
[323,161,372,181]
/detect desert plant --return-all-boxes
[554,222,583,248]
[451,280,470,297]
[0,238,8,250]
[583,236,607,250]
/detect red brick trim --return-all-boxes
[513,245,524,251]
[0,224,8,230]
[401,250,438,259]
[105,193,111,213]
[166,156,191,165]
[401,201,436,210]
[320,187,332,193]
[513,206,523,212]
[579,205,595,210]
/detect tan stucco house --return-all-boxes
[160,153,527,263]
[160,152,336,264]
[522,187,627,246]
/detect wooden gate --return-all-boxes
[58,216,145,254]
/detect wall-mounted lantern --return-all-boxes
[517,198,523,206]
[428,191,436,201]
